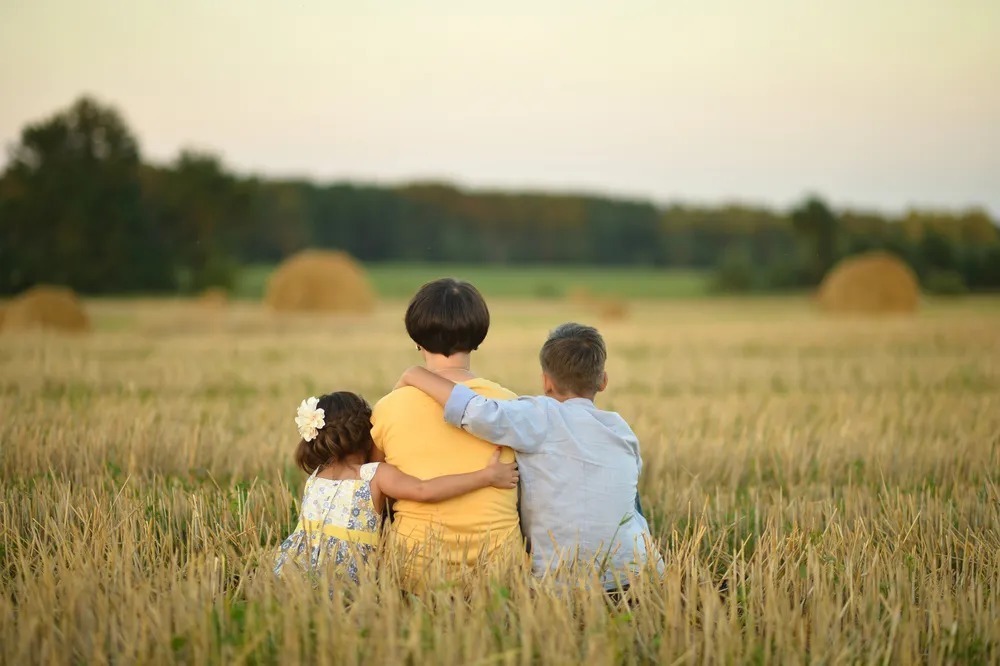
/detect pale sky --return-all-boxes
[2,0,999,215]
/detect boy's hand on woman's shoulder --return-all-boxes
[393,367,457,406]
[392,366,421,391]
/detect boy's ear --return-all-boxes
[597,371,608,393]
[542,372,556,396]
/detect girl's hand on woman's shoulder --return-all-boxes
[483,447,519,489]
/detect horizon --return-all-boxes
[2,0,999,217]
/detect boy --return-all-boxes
[397,322,662,591]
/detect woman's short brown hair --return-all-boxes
[405,278,490,356]
[294,392,375,473]
[539,323,607,396]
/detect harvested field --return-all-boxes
[1,297,998,664]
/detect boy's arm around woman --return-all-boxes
[399,367,550,454]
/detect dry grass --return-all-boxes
[1,297,998,664]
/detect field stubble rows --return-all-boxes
[1,297,998,664]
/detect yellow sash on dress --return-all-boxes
[297,519,379,547]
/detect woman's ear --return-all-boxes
[597,371,609,393]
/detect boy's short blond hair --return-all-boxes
[539,323,606,395]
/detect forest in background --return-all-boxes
[2,96,999,296]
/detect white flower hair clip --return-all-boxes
[295,397,326,442]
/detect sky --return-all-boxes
[2,0,999,215]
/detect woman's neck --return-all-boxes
[422,351,476,382]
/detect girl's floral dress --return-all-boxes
[273,462,381,583]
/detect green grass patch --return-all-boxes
[235,263,710,300]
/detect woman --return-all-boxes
[371,278,523,590]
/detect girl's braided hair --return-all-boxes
[294,392,375,472]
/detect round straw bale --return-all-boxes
[2,285,90,332]
[594,297,629,321]
[818,251,919,314]
[196,287,229,309]
[566,286,596,305]
[264,250,376,313]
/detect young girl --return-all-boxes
[274,391,518,583]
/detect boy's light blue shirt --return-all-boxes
[444,383,664,589]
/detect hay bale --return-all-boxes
[594,297,629,321]
[566,286,595,305]
[818,251,919,314]
[2,285,90,332]
[196,287,229,309]
[264,250,376,313]
[567,287,628,321]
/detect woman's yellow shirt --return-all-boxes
[371,378,521,573]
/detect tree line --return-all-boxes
[2,96,999,295]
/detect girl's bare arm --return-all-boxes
[372,448,518,503]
